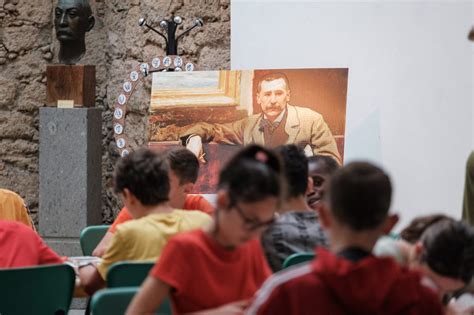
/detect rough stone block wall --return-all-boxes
[0,0,230,225]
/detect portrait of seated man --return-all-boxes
[148,69,347,192]
[181,72,341,164]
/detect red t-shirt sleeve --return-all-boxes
[183,195,214,215]
[150,236,190,290]
[35,232,63,265]
[108,207,133,233]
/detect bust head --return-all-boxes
[54,0,95,64]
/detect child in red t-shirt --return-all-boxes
[0,220,63,268]
[126,145,283,315]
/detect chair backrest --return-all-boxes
[107,261,154,288]
[0,264,75,315]
[80,225,110,256]
[91,287,172,315]
[282,252,315,269]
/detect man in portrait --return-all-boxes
[181,72,341,164]
[54,0,95,64]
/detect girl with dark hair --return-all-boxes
[375,216,474,298]
[126,145,283,315]
[399,214,451,244]
[375,214,452,265]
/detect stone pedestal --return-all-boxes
[39,107,102,257]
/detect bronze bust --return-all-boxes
[54,0,95,65]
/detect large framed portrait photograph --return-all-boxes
[148,68,348,193]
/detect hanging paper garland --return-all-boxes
[112,56,195,157]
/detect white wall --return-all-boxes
[232,0,474,229]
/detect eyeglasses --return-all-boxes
[233,203,278,231]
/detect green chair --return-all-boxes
[80,225,110,256]
[106,262,172,314]
[91,287,139,315]
[91,287,172,315]
[282,252,315,269]
[107,261,154,287]
[0,264,75,315]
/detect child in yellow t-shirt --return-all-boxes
[79,148,211,295]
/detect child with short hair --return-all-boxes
[92,148,213,257]
[79,148,211,295]
[261,145,328,271]
[247,162,444,315]
[306,155,340,210]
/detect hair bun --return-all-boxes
[255,151,269,163]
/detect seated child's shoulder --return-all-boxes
[169,228,205,247]
[175,209,212,225]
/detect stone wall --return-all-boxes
[0,0,230,225]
